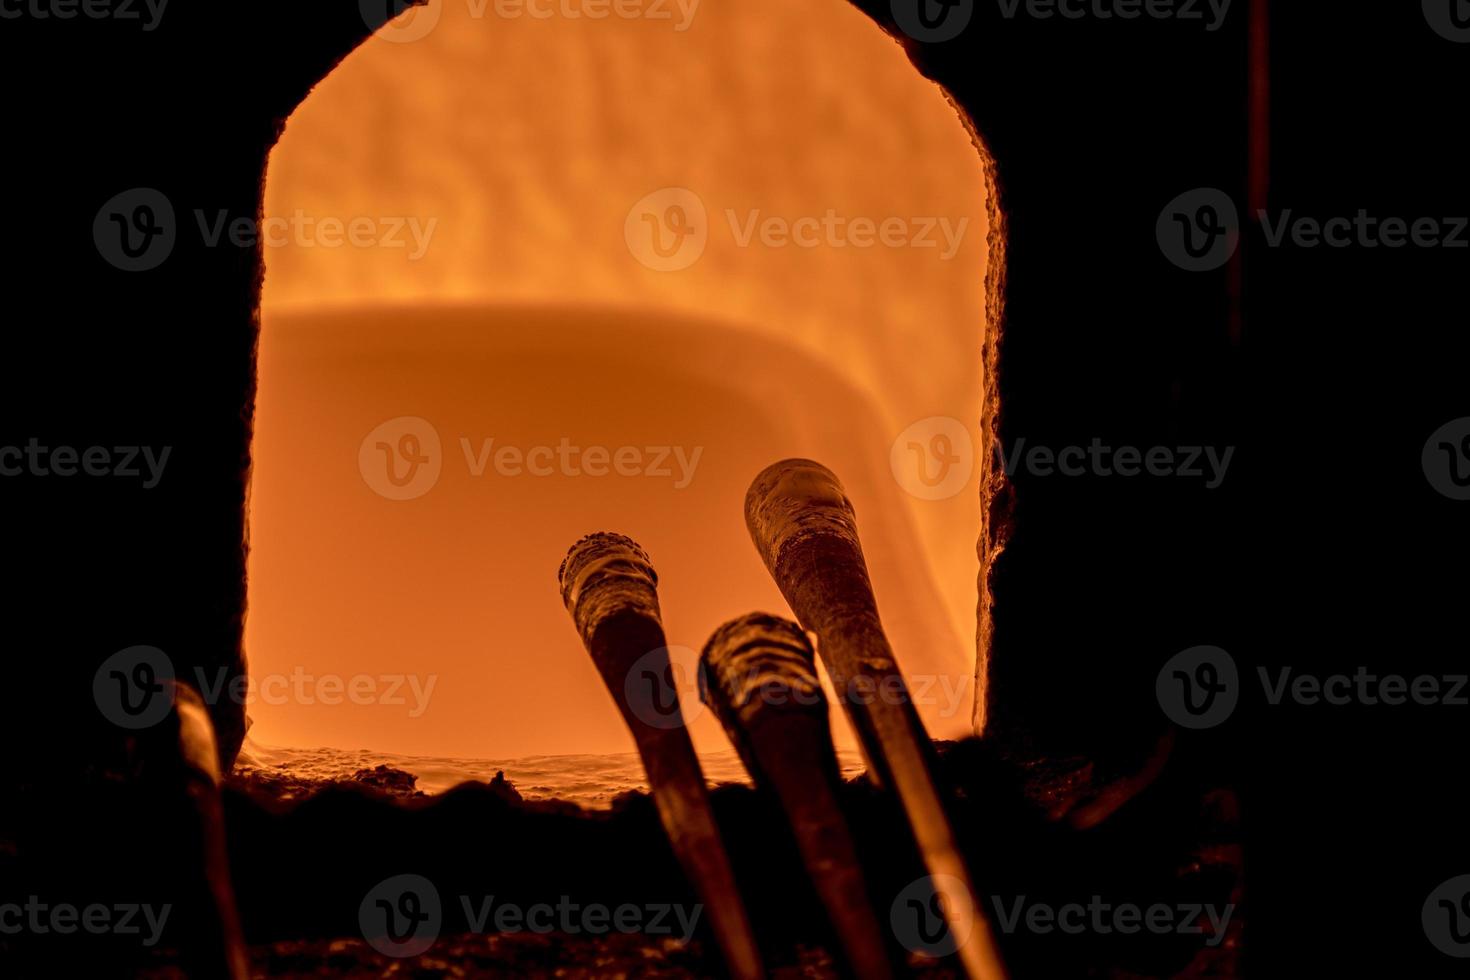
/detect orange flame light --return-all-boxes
[248,0,992,760]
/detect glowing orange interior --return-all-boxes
[248,0,991,760]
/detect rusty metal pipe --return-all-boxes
[745,459,1009,980]
[558,532,764,980]
[701,612,897,980]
